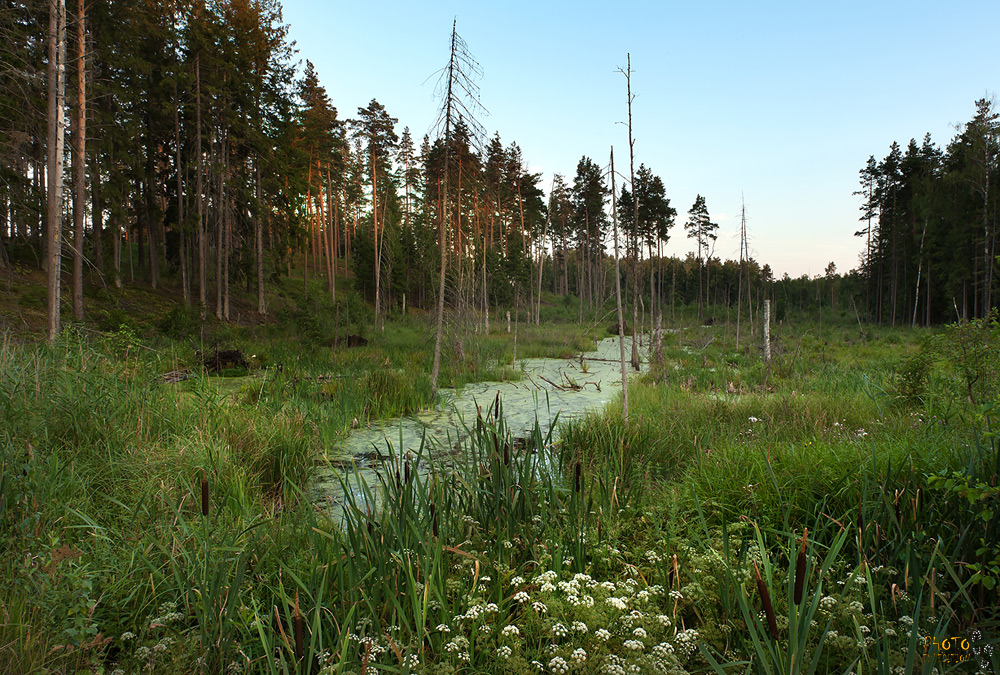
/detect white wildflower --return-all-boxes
[549,656,569,674]
[606,596,627,610]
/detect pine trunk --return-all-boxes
[71,0,85,321]
[46,0,66,342]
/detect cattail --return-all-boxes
[201,472,209,517]
[858,493,864,537]
[494,391,501,420]
[404,459,411,485]
[793,528,808,605]
[430,501,438,538]
[360,639,371,675]
[754,561,779,641]
[294,591,303,662]
[503,442,509,467]
[574,461,582,494]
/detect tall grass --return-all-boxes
[2,315,998,674]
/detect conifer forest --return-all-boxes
[1,2,998,674]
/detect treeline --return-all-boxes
[0,0,766,340]
[856,98,999,326]
[9,1,984,344]
[2,0,301,332]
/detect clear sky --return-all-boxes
[279,0,997,279]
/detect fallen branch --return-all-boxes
[539,374,568,391]
[573,354,650,364]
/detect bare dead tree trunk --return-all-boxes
[912,218,928,327]
[610,148,629,422]
[622,54,641,371]
[535,198,549,324]
[430,25,456,395]
[736,199,746,350]
[764,299,771,362]
[431,20,484,394]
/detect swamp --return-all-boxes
[2,2,999,673]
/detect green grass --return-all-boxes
[1,310,998,674]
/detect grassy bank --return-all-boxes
[1,311,998,674]
[561,316,1000,672]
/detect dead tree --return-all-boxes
[430,20,486,395]
[619,54,641,371]
[610,148,629,422]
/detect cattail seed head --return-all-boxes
[494,392,501,420]
[793,528,807,605]
[754,561,779,641]
[294,591,303,661]
[200,473,209,517]
[430,501,438,538]
[574,461,582,494]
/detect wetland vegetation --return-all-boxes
[3,3,1000,673]
[2,287,998,673]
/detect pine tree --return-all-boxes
[684,194,717,319]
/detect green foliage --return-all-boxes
[890,349,932,406]
[158,305,201,339]
[5,316,1000,673]
[932,310,1000,405]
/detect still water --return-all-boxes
[311,335,648,507]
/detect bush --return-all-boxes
[891,350,931,406]
[933,310,1000,405]
[158,305,200,339]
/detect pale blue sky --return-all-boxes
[280,0,997,278]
